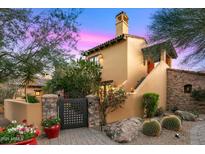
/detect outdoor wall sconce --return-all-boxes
[98,54,103,60]
[35,91,41,96]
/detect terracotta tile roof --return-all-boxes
[82,34,147,56]
[142,40,178,62]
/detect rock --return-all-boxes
[175,110,197,121]
[104,117,142,143]
[196,118,204,121]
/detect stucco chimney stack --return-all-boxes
[115,11,129,36]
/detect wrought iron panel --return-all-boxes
[59,98,88,129]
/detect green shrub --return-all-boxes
[143,93,159,118]
[0,85,17,104]
[44,59,102,98]
[42,116,61,128]
[191,110,199,118]
[27,95,39,103]
[161,115,181,131]
[142,119,161,136]
[191,89,205,101]
[171,106,178,113]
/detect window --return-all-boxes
[89,56,99,64]
[184,84,192,93]
[34,90,41,96]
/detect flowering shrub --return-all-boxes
[99,87,127,125]
[42,116,61,128]
[0,120,40,144]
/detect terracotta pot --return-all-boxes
[13,138,37,145]
[44,124,60,139]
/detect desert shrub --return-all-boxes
[0,85,17,104]
[155,107,164,117]
[100,87,127,125]
[171,106,178,113]
[142,119,161,136]
[161,115,181,131]
[26,95,39,103]
[143,93,159,118]
[191,89,205,101]
[191,110,199,118]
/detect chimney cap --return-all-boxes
[115,11,128,18]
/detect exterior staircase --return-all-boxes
[134,76,146,89]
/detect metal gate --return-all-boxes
[59,98,88,129]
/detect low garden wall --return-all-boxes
[3,94,101,129]
[4,99,42,128]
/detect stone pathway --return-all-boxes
[190,123,205,145]
[38,128,118,145]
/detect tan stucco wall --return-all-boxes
[87,40,128,87]
[87,37,147,92]
[116,22,128,36]
[106,61,169,123]
[126,37,147,91]
[4,99,42,128]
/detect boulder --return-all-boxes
[175,110,197,121]
[104,117,142,143]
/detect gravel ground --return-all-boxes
[125,115,205,145]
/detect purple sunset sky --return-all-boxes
[32,8,203,71]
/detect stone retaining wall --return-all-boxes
[86,95,101,128]
[41,94,58,119]
[167,69,205,113]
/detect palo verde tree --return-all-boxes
[148,9,205,69]
[0,9,82,102]
[0,9,30,82]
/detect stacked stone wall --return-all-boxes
[167,69,205,113]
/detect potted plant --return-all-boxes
[0,120,40,145]
[42,116,61,139]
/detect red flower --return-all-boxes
[0,127,5,132]
[35,129,41,136]
[22,119,27,123]
[20,128,26,131]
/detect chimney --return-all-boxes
[115,11,129,36]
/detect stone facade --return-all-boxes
[41,94,58,119]
[86,95,101,128]
[167,69,205,113]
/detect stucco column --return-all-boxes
[41,94,58,119]
[160,50,166,62]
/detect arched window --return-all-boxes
[184,84,192,93]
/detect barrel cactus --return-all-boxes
[142,119,161,136]
[161,115,182,131]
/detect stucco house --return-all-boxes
[83,11,205,123]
